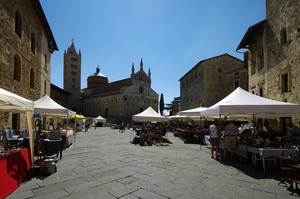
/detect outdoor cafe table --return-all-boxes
[0,148,31,198]
[219,140,248,159]
[247,146,299,173]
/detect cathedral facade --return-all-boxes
[80,60,159,123]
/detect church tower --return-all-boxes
[63,41,81,111]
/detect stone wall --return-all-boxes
[180,54,245,111]
[0,0,55,130]
[247,0,300,130]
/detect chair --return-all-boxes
[2,126,20,146]
[278,151,295,191]
[42,130,62,159]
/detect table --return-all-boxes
[247,146,299,173]
[219,140,248,159]
[60,130,74,149]
[0,148,31,198]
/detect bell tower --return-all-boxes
[63,40,81,111]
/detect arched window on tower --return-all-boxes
[30,68,35,89]
[15,10,22,38]
[14,54,21,82]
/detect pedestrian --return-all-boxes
[209,119,220,160]
[85,121,88,132]
[223,121,239,162]
[94,121,97,130]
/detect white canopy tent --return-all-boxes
[34,95,75,117]
[179,107,208,116]
[93,115,106,122]
[0,88,34,167]
[132,106,169,122]
[200,87,300,118]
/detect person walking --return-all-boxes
[209,119,220,160]
[223,121,239,162]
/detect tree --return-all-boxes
[159,93,164,116]
[165,97,180,115]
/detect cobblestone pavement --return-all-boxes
[7,127,296,199]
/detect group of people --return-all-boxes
[209,119,240,161]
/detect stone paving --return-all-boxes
[7,127,297,199]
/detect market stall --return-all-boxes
[201,87,300,171]
[34,95,76,154]
[0,88,34,198]
[132,107,169,146]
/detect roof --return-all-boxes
[179,53,244,81]
[236,20,266,51]
[30,0,58,51]
[50,84,71,95]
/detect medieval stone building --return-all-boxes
[237,0,300,131]
[0,0,57,130]
[80,60,159,123]
[179,54,247,111]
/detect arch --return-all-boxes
[30,68,35,89]
[15,10,22,38]
[31,33,35,54]
[14,54,21,82]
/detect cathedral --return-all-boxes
[62,42,158,123]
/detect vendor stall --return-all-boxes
[34,95,76,154]
[200,87,300,172]
[0,88,34,198]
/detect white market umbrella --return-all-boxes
[93,115,106,122]
[34,95,75,117]
[0,88,34,167]
[132,106,169,122]
[200,87,300,118]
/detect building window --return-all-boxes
[44,80,47,95]
[259,87,263,97]
[71,71,77,76]
[44,54,47,69]
[14,55,21,82]
[281,73,288,93]
[281,28,287,45]
[72,84,75,88]
[71,57,78,62]
[31,33,35,54]
[72,78,76,83]
[218,68,221,73]
[234,79,240,89]
[71,64,77,68]
[15,10,22,38]
[30,68,35,89]
[139,87,144,93]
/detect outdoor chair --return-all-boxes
[42,130,62,159]
[2,126,21,146]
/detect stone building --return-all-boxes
[0,0,57,130]
[50,83,70,109]
[237,0,300,131]
[81,60,159,123]
[179,54,246,111]
[63,42,81,112]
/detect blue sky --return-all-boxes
[40,0,266,106]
